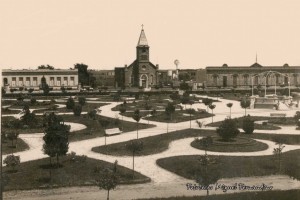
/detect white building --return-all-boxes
[2,69,79,91]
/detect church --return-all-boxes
[115,28,159,88]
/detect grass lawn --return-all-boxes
[2,138,29,155]
[206,116,282,130]
[1,114,155,141]
[122,110,214,123]
[156,149,300,181]
[92,129,215,156]
[137,189,300,200]
[191,137,268,152]
[1,108,21,114]
[2,155,150,191]
[111,99,178,112]
[92,128,300,156]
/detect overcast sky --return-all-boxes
[1,0,300,70]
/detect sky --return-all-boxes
[1,0,300,70]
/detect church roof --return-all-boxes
[137,29,148,46]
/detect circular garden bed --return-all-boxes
[191,136,269,152]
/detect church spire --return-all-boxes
[137,25,148,46]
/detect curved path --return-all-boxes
[3,96,300,200]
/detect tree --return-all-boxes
[178,73,191,82]
[78,96,86,106]
[216,118,240,142]
[21,107,37,128]
[100,119,110,146]
[202,98,213,112]
[119,104,126,131]
[41,76,50,95]
[61,86,67,94]
[132,109,142,139]
[5,130,19,149]
[43,113,70,167]
[242,115,255,134]
[273,139,285,173]
[196,158,219,196]
[196,136,213,156]
[196,120,205,128]
[126,140,143,178]
[226,103,233,118]
[181,93,190,109]
[66,97,75,110]
[186,108,195,128]
[37,65,54,70]
[88,109,97,120]
[165,103,176,133]
[96,168,119,200]
[73,104,82,116]
[30,98,37,105]
[179,82,190,91]
[240,98,251,116]
[74,63,90,86]
[208,104,216,123]
[150,109,157,117]
[3,155,20,172]
[294,111,300,128]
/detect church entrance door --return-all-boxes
[140,74,148,88]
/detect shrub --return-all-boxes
[73,104,82,116]
[3,155,20,172]
[30,98,37,105]
[66,97,75,109]
[78,97,86,106]
[242,116,255,134]
[216,118,240,141]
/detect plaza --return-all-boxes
[1,91,300,200]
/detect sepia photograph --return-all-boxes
[0,0,300,199]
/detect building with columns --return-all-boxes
[206,63,300,88]
[115,28,159,88]
[2,69,79,91]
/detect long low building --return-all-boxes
[2,69,79,91]
[206,63,300,88]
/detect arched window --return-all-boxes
[142,65,147,70]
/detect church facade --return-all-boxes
[115,28,159,88]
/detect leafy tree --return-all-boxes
[78,96,86,106]
[179,82,190,91]
[240,98,251,116]
[5,130,19,148]
[202,98,213,112]
[150,109,157,117]
[88,109,97,120]
[61,86,67,94]
[216,118,240,142]
[294,111,300,128]
[126,140,143,178]
[226,103,233,118]
[195,136,213,156]
[73,104,82,116]
[96,168,119,200]
[30,98,37,105]
[208,104,216,123]
[37,65,54,70]
[132,109,142,139]
[169,93,180,101]
[74,63,90,86]
[21,108,38,128]
[3,155,20,172]
[178,73,191,82]
[66,97,75,110]
[165,103,176,133]
[43,113,70,167]
[181,93,190,109]
[242,115,255,134]
[119,104,126,131]
[41,76,50,95]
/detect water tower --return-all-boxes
[174,59,179,80]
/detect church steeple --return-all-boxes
[137,25,148,47]
[136,25,149,62]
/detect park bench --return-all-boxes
[105,128,122,136]
[270,113,286,117]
